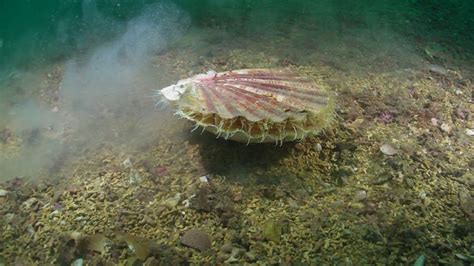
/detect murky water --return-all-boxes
[1,1,473,264]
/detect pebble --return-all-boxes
[122,158,132,168]
[180,229,211,251]
[71,258,83,266]
[315,143,322,152]
[199,175,209,183]
[440,123,452,133]
[0,189,9,197]
[380,144,398,156]
[465,129,474,136]
[428,64,448,76]
[354,190,367,201]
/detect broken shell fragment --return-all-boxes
[158,69,335,143]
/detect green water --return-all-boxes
[2,0,474,73]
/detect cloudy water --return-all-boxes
[0,1,473,264]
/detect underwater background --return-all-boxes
[0,0,473,264]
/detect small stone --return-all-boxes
[440,123,452,133]
[380,144,398,156]
[0,189,9,197]
[315,143,322,152]
[122,158,132,168]
[428,64,448,76]
[354,190,367,202]
[465,129,474,136]
[51,106,59,113]
[431,118,439,127]
[71,258,83,266]
[180,229,211,251]
[199,175,209,183]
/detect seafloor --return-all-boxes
[0,41,473,265]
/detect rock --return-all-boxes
[354,190,367,202]
[0,189,9,197]
[440,123,452,133]
[199,175,209,183]
[122,158,132,168]
[315,143,322,152]
[465,128,474,136]
[380,144,398,156]
[71,259,83,266]
[428,64,448,76]
[180,229,211,251]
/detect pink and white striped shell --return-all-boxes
[160,69,335,144]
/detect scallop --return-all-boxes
[159,69,335,144]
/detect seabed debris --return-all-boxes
[1,49,473,265]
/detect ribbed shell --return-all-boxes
[176,69,331,123]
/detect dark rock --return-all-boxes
[190,186,214,212]
[180,229,211,251]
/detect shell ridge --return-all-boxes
[218,84,292,121]
[203,83,239,118]
[212,84,267,121]
[228,80,328,107]
[197,84,218,114]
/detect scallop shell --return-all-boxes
[160,69,335,144]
